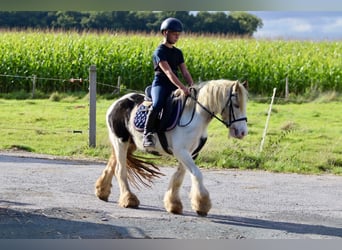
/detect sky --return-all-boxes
[248,11,342,40]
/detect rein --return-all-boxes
[179,84,247,128]
[178,88,197,127]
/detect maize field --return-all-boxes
[0,30,341,96]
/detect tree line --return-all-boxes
[0,11,263,36]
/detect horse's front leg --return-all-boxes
[164,163,186,214]
[174,150,212,216]
[189,168,212,216]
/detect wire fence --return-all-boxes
[0,72,142,96]
[0,71,293,100]
[0,69,299,150]
[0,101,92,134]
[0,67,142,149]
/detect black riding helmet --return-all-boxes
[160,17,183,33]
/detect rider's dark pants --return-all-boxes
[150,84,174,114]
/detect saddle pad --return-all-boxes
[133,104,149,131]
[133,101,182,132]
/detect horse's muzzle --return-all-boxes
[229,126,248,139]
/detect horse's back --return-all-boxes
[107,93,144,142]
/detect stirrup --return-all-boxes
[143,133,155,147]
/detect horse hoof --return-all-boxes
[196,211,208,217]
[169,207,183,215]
[122,202,139,209]
[95,190,109,202]
[98,196,109,202]
[119,194,140,208]
[164,199,183,215]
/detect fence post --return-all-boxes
[89,65,97,148]
[117,76,121,94]
[259,88,277,153]
[31,75,36,98]
[285,77,289,100]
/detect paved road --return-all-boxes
[0,152,341,239]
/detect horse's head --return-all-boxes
[221,81,248,139]
[196,79,248,139]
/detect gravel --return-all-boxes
[1,151,341,239]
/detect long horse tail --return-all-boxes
[107,138,164,190]
[125,140,165,189]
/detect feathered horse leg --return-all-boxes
[95,148,116,201]
[173,150,211,216]
[95,137,163,208]
[95,139,140,208]
[113,139,140,208]
[164,163,186,214]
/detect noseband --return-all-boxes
[190,84,248,128]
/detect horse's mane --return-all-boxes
[194,79,247,114]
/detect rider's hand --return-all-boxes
[181,86,190,96]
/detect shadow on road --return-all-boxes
[208,213,342,238]
[0,206,141,239]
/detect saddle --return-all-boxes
[133,85,183,154]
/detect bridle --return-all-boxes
[188,83,248,128]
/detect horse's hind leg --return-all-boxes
[95,148,116,201]
[164,163,186,214]
[95,139,139,208]
[114,140,140,208]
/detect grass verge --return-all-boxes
[0,94,341,175]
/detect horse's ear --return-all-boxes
[242,80,248,90]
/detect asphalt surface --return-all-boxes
[0,151,341,239]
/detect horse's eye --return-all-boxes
[232,99,239,109]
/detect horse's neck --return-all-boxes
[197,87,225,117]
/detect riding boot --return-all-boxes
[143,107,159,147]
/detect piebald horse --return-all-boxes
[95,79,248,216]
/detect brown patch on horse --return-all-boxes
[108,93,144,142]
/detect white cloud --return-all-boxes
[288,19,312,32]
[322,17,342,33]
[251,11,342,40]
[253,18,313,39]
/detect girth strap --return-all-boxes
[157,131,173,155]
